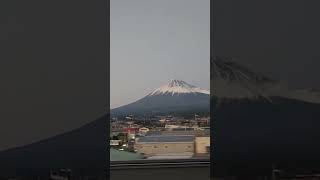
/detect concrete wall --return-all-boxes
[195,137,210,154]
[135,142,194,156]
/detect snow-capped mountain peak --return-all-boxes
[149,79,209,96]
[211,56,282,100]
[211,56,272,83]
[211,56,320,104]
[111,79,210,115]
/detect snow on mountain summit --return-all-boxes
[149,79,209,96]
[111,79,210,115]
[211,56,320,104]
[211,56,285,99]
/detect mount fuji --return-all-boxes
[111,79,210,116]
[211,56,320,103]
[211,56,320,175]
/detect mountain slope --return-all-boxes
[213,96,320,176]
[112,79,210,116]
[211,56,320,176]
[211,56,289,101]
[288,88,320,104]
[0,114,108,176]
[211,56,320,103]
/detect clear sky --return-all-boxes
[111,0,210,108]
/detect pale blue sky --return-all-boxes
[111,0,210,108]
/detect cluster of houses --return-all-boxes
[110,119,210,160]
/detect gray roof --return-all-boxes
[171,128,195,131]
[137,135,195,143]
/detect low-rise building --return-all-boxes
[110,140,122,146]
[195,136,210,154]
[134,135,195,157]
[139,127,150,135]
[161,129,208,136]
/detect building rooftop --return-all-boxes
[171,128,195,131]
[137,135,195,143]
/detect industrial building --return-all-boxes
[134,135,195,157]
[195,136,210,154]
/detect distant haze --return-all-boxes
[111,0,210,108]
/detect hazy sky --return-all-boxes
[111,0,210,108]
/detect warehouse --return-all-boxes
[134,135,195,157]
[195,136,210,154]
